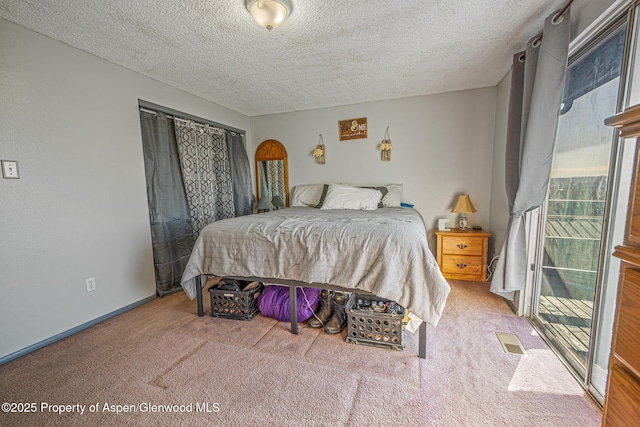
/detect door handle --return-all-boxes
[457,244,467,249]
[456,263,467,269]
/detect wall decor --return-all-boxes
[338,117,368,141]
[380,126,392,161]
[313,134,325,164]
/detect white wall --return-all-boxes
[0,18,250,360]
[249,88,497,244]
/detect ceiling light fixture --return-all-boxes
[246,0,292,31]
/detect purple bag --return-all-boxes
[258,285,321,322]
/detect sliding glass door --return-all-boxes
[531,18,628,401]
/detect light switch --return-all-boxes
[2,160,19,179]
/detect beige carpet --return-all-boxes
[0,280,601,426]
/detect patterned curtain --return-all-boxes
[266,160,286,202]
[175,121,235,237]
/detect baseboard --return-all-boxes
[0,295,156,366]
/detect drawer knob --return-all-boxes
[457,244,468,249]
[456,263,467,269]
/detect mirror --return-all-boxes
[255,139,289,208]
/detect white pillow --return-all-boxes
[291,184,325,207]
[320,184,382,210]
[381,183,402,207]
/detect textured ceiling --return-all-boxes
[0,0,569,116]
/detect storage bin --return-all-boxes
[207,278,263,321]
[345,294,405,350]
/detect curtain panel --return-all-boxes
[140,111,195,296]
[226,132,253,216]
[259,161,270,202]
[266,159,286,202]
[175,122,235,238]
[490,9,571,299]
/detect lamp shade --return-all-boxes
[271,195,285,208]
[451,195,477,214]
[256,197,275,210]
[246,0,291,31]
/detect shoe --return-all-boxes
[307,290,333,328]
[217,279,241,291]
[324,292,349,334]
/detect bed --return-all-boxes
[180,201,451,358]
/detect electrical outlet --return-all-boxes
[86,277,96,292]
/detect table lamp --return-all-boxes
[451,194,476,231]
[271,195,285,210]
[256,196,275,213]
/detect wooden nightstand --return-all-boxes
[435,229,491,282]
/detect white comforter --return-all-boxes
[180,207,450,326]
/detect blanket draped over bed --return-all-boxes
[180,207,451,327]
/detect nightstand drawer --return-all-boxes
[441,256,483,276]
[442,236,484,256]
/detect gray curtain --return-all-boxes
[259,161,270,201]
[140,111,195,296]
[490,9,571,299]
[175,122,235,238]
[226,132,253,216]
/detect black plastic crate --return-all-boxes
[207,278,263,321]
[345,294,405,350]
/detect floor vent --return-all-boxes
[496,332,526,355]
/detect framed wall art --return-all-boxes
[338,117,367,141]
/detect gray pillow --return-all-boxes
[360,186,388,208]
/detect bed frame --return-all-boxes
[194,275,427,359]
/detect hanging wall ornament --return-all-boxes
[313,134,325,164]
[380,126,391,161]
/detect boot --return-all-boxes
[307,290,333,328]
[324,292,349,334]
